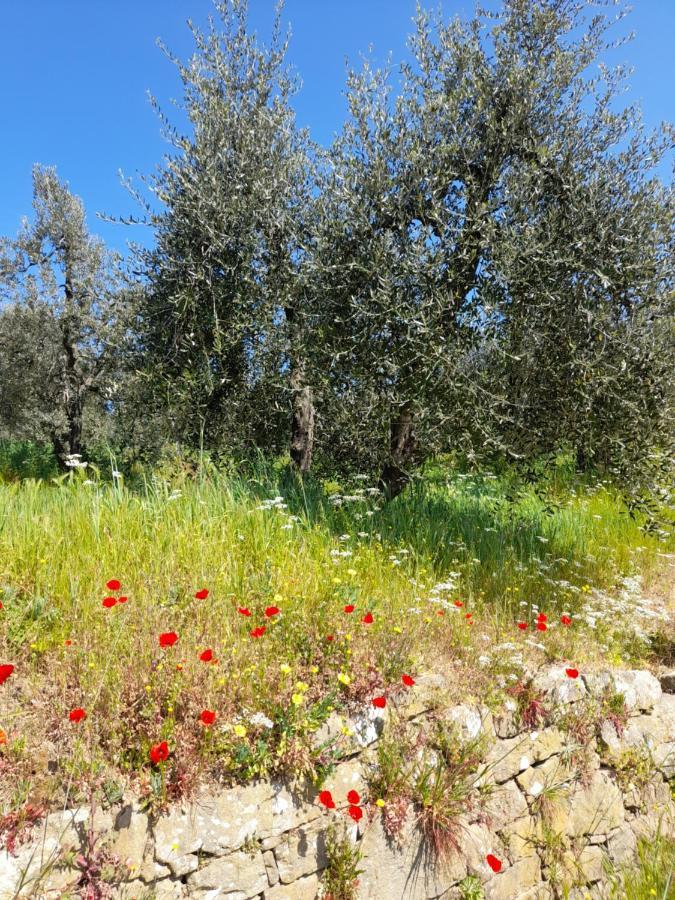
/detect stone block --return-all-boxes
[484,855,541,899]
[187,850,268,897]
[273,821,328,883]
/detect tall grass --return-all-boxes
[0,459,671,809]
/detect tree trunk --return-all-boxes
[378,401,418,499]
[289,359,314,473]
[285,305,315,474]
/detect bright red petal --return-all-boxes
[486,854,502,873]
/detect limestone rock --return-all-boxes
[585,669,661,712]
[607,825,637,864]
[264,872,321,899]
[273,822,328,883]
[531,667,587,705]
[187,850,268,897]
[358,815,466,898]
[484,779,529,831]
[484,855,541,899]
[443,704,484,741]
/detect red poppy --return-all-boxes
[159,632,179,648]
[361,612,374,625]
[536,622,547,632]
[64,639,72,646]
[117,596,129,604]
[486,854,502,873]
[347,790,361,805]
[537,613,548,622]
[149,740,169,764]
[264,606,280,618]
[326,634,334,642]
[560,615,572,626]
[200,709,216,726]
[454,600,463,608]
[102,597,117,608]
[318,790,335,809]
[0,665,15,685]
[238,607,252,617]
[0,602,3,610]
[372,696,386,709]
[69,708,86,723]
[343,604,355,613]
[465,613,473,619]
[250,626,266,638]
[199,648,214,662]
[195,589,209,600]
[436,610,445,616]
[106,579,121,591]
[347,805,363,822]
[565,668,579,679]
[517,622,528,630]
[401,674,415,687]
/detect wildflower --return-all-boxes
[237,607,252,617]
[338,672,351,686]
[280,663,292,675]
[393,625,402,634]
[64,640,72,646]
[233,724,247,738]
[118,596,128,604]
[454,600,463,608]
[560,615,572,626]
[537,613,548,623]
[199,649,214,662]
[264,606,280,618]
[465,613,473,620]
[372,696,386,709]
[149,741,169,764]
[517,622,528,630]
[200,709,216,726]
[486,854,502,873]
[361,612,374,625]
[69,708,86,723]
[195,589,209,600]
[326,634,334,642]
[565,668,579,679]
[347,805,363,822]
[375,798,385,808]
[0,665,15,685]
[291,693,305,706]
[343,604,355,613]
[401,674,415,687]
[347,790,360,805]
[250,626,266,638]
[536,622,547,632]
[318,790,335,809]
[102,597,117,608]
[106,579,121,591]
[159,632,179,648]
[0,729,6,745]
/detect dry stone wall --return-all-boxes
[2,666,674,899]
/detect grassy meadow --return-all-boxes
[0,450,673,817]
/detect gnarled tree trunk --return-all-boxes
[378,401,418,499]
[285,305,314,474]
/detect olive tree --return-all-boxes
[132,0,318,469]
[0,165,127,468]
[315,0,673,495]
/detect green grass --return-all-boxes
[609,831,675,898]
[0,458,671,812]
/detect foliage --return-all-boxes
[321,822,363,900]
[0,167,129,469]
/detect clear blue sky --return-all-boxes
[1,1,673,255]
